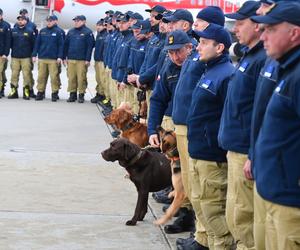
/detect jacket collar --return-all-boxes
[277,45,300,70]
[206,53,230,69]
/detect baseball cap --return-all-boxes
[17,15,27,20]
[116,13,130,22]
[132,19,151,34]
[73,15,86,21]
[196,6,225,26]
[193,23,232,49]
[128,12,144,20]
[46,15,58,21]
[225,1,260,20]
[251,1,300,26]
[19,8,28,15]
[145,5,166,14]
[165,30,190,50]
[163,9,194,24]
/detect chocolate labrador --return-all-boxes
[101,138,172,226]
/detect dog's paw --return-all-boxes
[126,220,137,226]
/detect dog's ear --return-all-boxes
[117,110,132,128]
[156,126,165,141]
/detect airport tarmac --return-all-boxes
[0,64,189,250]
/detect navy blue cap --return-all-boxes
[145,5,166,14]
[19,8,28,15]
[196,6,225,26]
[105,10,114,15]
[251,1,300,26]
[155,10,173,21]
[225,1,260,20]
[17,15,27,20]
[46,15,58,21]
[165,30,190,50]
[163,9,194,24]
[0,8,3,15]
[73,15,86,21]
[96,18,105,25]
[194,23,232,49]
[128,12,144,20]
[117,13,130,22]
[112,11,123,18]
[132,19,151,34]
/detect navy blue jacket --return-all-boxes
[218,42,267,154]
[172,50,205,125]
[139,33,166,88]
[32,25,64,59]
[14,19,38,36]
[115,30,134,82]
[56,25,66,39]
[249,58,279,167]
[254,46,300,208]
[111,31,126,80]
[64,25,95,61]
[106,30,119,69]
[187,54,234,162]
[148,59,181,135]
[11,25,35,58]
[94,30,107,62]
[0,19,11,56]
[123,37,148,83]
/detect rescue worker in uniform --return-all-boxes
[174,6,226,250]
[91,19,108,104]
[64,15,95,103]
[249,1,300,249]
[218,1,267,249]
[185,24,235,250]
[19,8,38,98]
[8,15,35,100]
[0,8,11,98]
[32,15,64,102]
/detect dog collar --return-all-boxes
[127,150,144,166]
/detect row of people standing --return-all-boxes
[95,2,300,250]
[0,8,95,103]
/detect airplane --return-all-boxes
[0,0,240,29]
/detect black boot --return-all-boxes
[67,92,77,102]
[78,93,85,103]
[176,232,195,247]
[51,92,59,102]
[8,85,18,99]
[152,186,173,204]
[162,204,181,217]
[90,93,105,103]
[0,83,5,97]
[177,239,209,250]
[35,91,45,101]
[29,89,36,98]
[164,207,195,234]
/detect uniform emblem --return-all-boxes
[275,80,285,93]
[157,75,161,81]
[52,33,57,36]
[0,29,3,32]
[238,61,249,72]
[263,65,274,78]
[168,35,174,45]
[201,79,212,89]
[24,32,29,36]
[80,33,85,36]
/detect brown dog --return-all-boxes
[154,127,186,226]
[104,107,149,148]
[101,138,172,226]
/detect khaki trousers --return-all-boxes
[105,67,111,99]
[161,115,175,131]
[0,57,8,88]
[37,59,59,93]
[175,125,208,247]
[254,183,266,250]
[226,151,254,250]
[190,158,233,249]
[263,198,300,250]
[109,77,117,108]
[95,61,105,95]
[10,58,32,88]
[67,60,88,94]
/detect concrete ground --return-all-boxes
[0,64,189,250]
